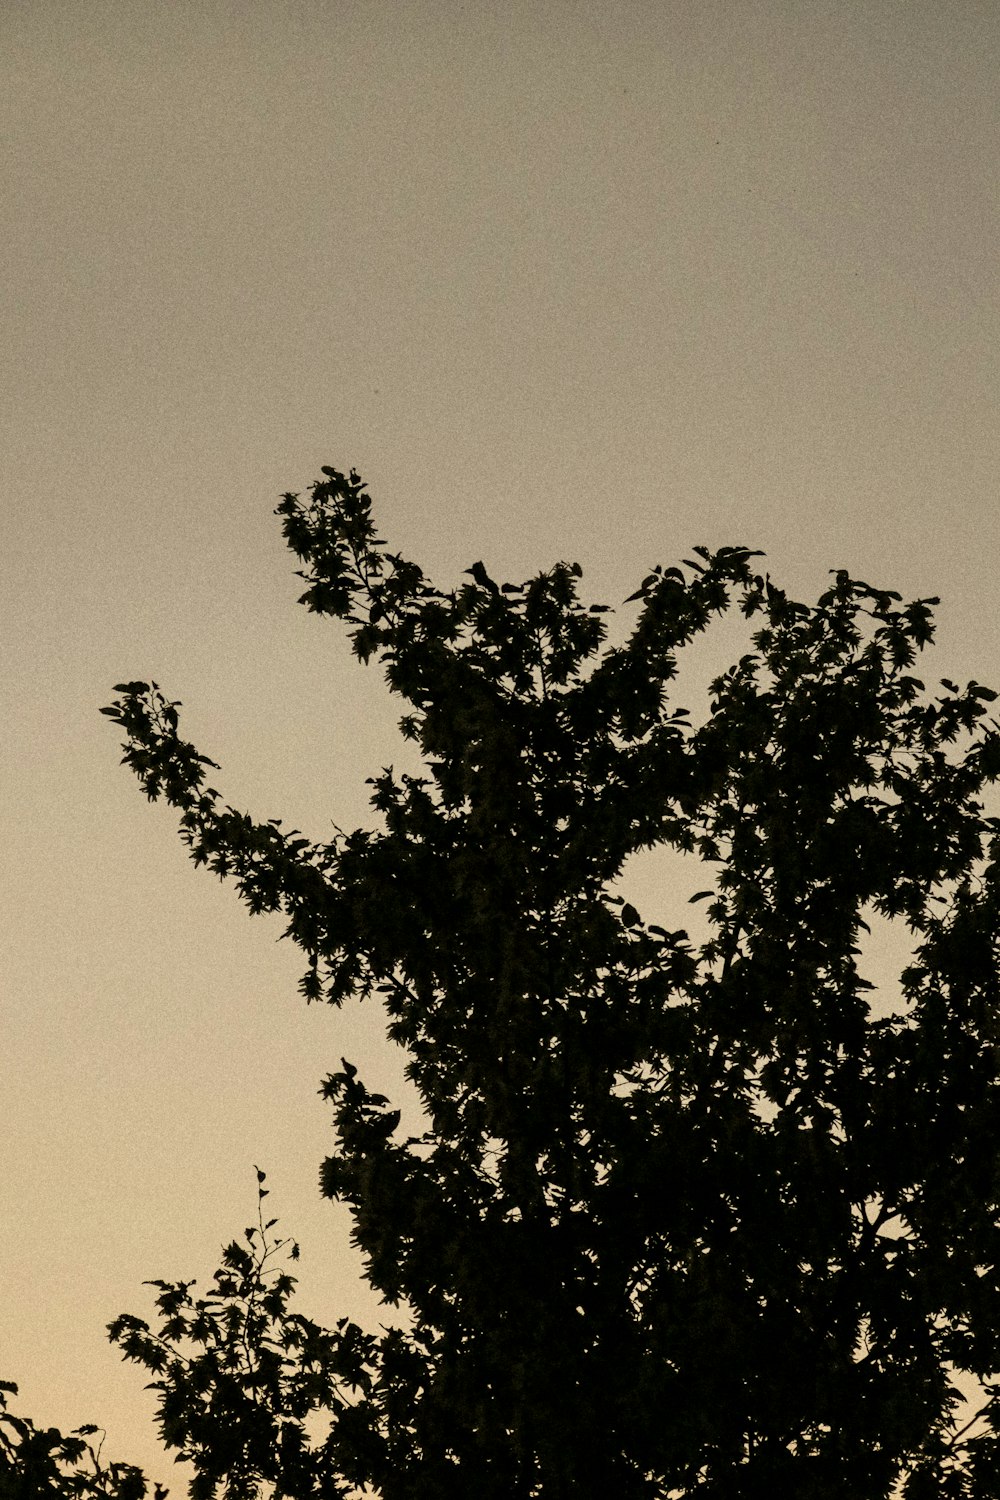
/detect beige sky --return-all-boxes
[3,0,999,1488]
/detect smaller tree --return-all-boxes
[108,1171,375,1500]
[0,1381,158,1500]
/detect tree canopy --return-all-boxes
[12,463,1000,1497]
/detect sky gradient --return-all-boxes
[4,1,1000,1488]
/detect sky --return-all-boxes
[3,0,999,1489]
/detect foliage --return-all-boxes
[0,1380,158,1500]
[107,1170,373,1500]
[92,464,1000,1496]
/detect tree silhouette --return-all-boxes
[0,1380,159,1500]
[90,465,1000,1494]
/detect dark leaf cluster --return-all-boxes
[0,1381,160,1500]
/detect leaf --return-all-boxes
[465,560,498,593]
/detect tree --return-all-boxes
[0,1380,158,1500]
[107,1171,365,1500]
[94,464,1000,1496]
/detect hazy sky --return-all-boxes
[4,0,999,1488]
